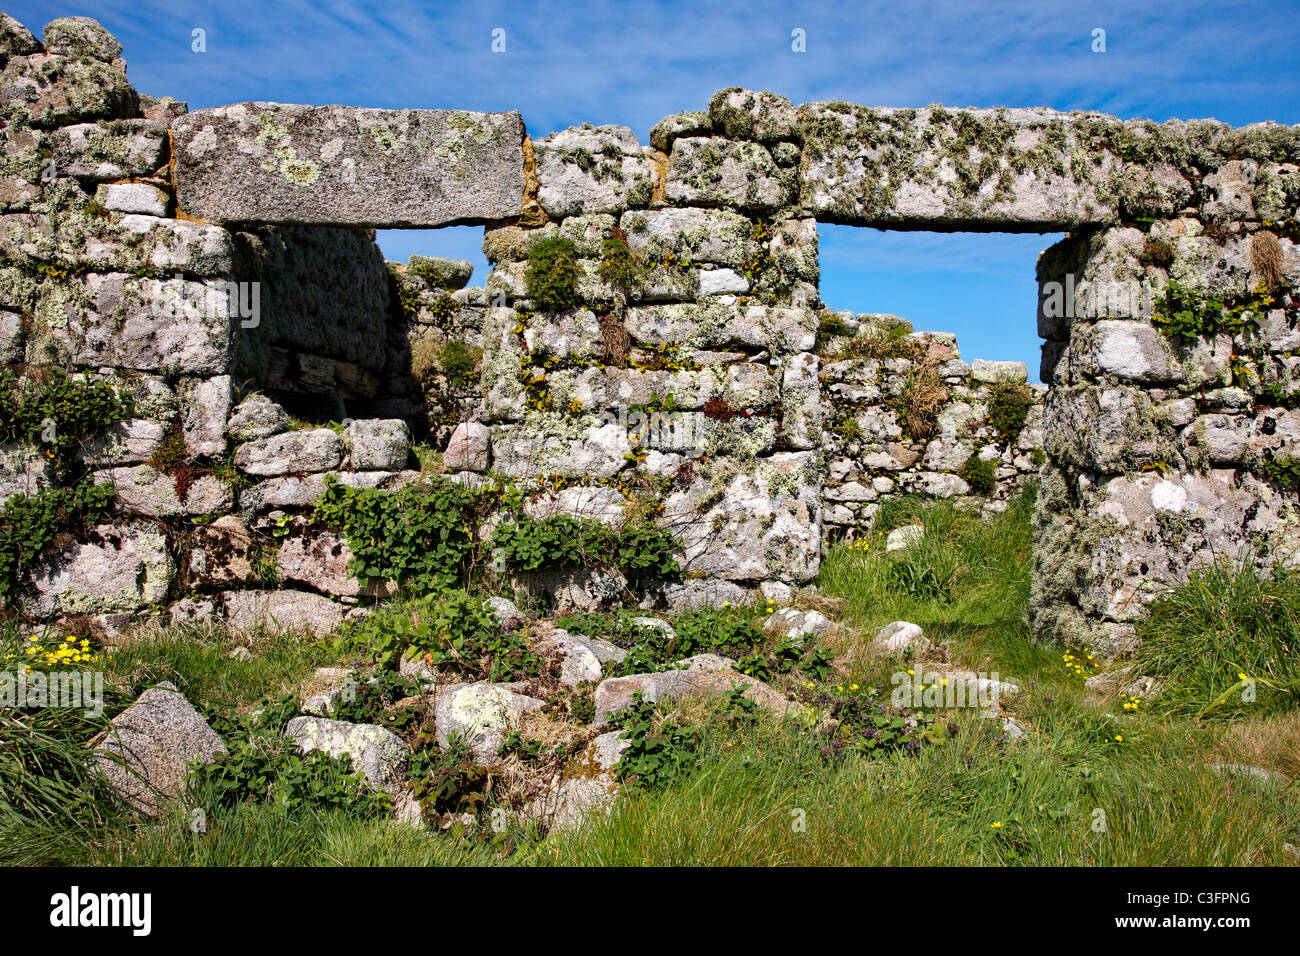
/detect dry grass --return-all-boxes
[598,314,630,364]
[1208,711,1300,780]
[1252,229,1286,291]
[893,362,950,443]
[409,336,443,381]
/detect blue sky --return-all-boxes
[16,0,1300,378]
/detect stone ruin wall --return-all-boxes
[3,11,1300,658]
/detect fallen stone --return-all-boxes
[593,654,795,728]
[484,595,523,626]
[285,716,409,793]
[548,627,627,688]
[97,682,226,816]
[885,524,924,553]
[872,621,931,655]
[434,682,547,762]
[527,730,629,832]
[763,607,831,641]
[1208,763,1288,786]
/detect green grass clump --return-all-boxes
[1132,562,1300,719]
[960,453,997,496]
[0,678,128,863]
[987,380,1034,445]
[439,340,481,388]
[820,490,1040,660]
[535,700,1297,866]
[524,237,581,312]
[597,231,646,292]
[104,623,339,717]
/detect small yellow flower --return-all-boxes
[990,822,1003,829]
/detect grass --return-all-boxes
[92,802,508,867]
[103,621,345,721]
[536,705,1296,866]
[817,489,1057,684]
[8,488,1300,866]
[1132,562,1300,719]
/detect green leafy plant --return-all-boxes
[1257,382,1300,410]
[188,707,389,817]
[0,368,131,481]
[314,474,479,592]
[0,482,115,604]
[329,670,425,737]
[611,524,681,590]
[609,693,701,790]
[1151,281,1273,345]
[344,590,543,681]
[407,733,491,816]
[809,684,942,759]
[735,635,834,683]
[524,237,581,312]
[1258,456,1300,491]
[491,514,606,572]
[492,515,680,590]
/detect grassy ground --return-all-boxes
[7,487,1300,866]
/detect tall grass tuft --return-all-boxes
[1133,561,1300,718]
[0,628,128,864]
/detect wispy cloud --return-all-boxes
[14,0,1300,138]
